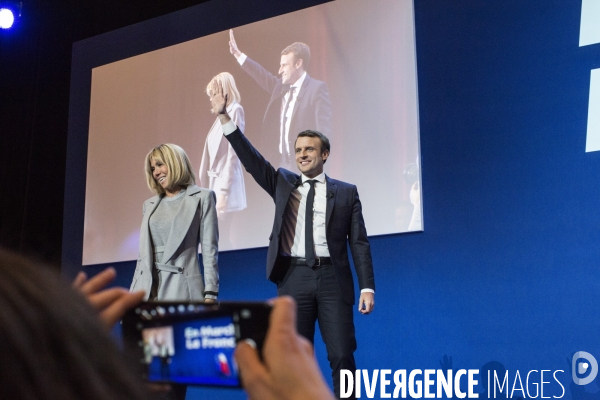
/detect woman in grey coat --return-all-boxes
[130,143,219,302]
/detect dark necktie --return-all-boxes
[281,86,296,157]
[305,179,316,267]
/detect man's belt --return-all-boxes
[284,256,333,267]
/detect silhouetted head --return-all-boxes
[0,248,147,400]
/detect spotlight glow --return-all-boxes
[0,8,15,29]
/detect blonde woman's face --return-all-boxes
[150,158,169,190]
[208,90,217,108]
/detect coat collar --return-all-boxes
[281,73,311,97]
[138,194,161,270]
[140,185,203,266]
[283,172,336,228]
[161,185,202,263]
[289,74,309,123]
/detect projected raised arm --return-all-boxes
[229,29,241,58]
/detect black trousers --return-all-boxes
[277,263,357,399]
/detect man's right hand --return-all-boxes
[229,29,241,58]
[210,81,228,115]
[211,81,231,125]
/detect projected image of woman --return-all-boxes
[199,72,247,219]
[130,144,219,303]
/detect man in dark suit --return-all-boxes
[229,30,332,170]
[211,85,374,399]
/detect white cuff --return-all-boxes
[237,53,247,65]
[222,120,237,135]
[360,289,375,294]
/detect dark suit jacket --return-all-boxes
[226,128,374,305]
[241,57,332,154]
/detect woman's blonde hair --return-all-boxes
[144,144,195,195]
[206,72,241,108]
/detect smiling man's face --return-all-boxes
[295,136,329,178]
[279,53,303,85]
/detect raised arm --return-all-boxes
[240,57,280,95]
[218,104,246,198]
[229,29,242,58]
[229,30,280,94]
[212,84,279,199]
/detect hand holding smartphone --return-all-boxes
[122,301,272,387]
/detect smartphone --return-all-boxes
[122,301,272,387]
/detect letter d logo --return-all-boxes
[572,351,598,385]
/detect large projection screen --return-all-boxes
[82,0,421,266]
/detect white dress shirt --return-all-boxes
[280,172,328,258]
[280,72,306,156]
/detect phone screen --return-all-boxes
[123,302,271,387]
[142,313,238,386]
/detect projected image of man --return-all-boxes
[228,30,332,170]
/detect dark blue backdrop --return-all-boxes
[64,1,600,398]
